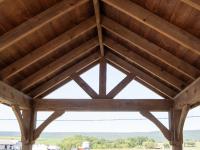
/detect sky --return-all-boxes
[0,64,200,135]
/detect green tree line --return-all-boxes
[59,135,158,150]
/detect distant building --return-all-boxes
[78,141,90,150]
[0,140,21,150]
[47,145,60,150]
[33,144,60,150]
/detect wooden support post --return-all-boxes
[169,105,190,150]
[12,105,37,150]
[99,58,107,97]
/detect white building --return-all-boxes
[33,144,60,150]
[0,140,21,150]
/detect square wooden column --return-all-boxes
[169,105,189,150]
[12,105,37,150]
[21,108,37,150]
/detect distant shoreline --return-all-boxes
[0,130,200,142]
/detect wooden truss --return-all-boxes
[0,0,199,150]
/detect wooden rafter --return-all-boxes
[102,17,200,80]
[99,58,107,97]
[107,73,135,98]
[0,81,31,109]
[29,53,100,98]
[106,52,178,99]
[140,111,171,141]
[0,0,89,53]
[175,77,200,108]
[104,38,185,91]
[15,38,99,91]
[102,0,200,55]
[33,111,65,140]
[93,0,104,56]
[72,74,99,98]
[181,0,200,11]
[0,17,96,80]
[35,99,173,111]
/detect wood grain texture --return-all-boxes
[106,52,178,99]
[0,81,31,109]
[175,77,200,108]
[0,17,96,80]
[102,17,200,80]
[104,37,185,91]
[15,38,98,91]
[0,0,89,52]
[102,0,200,55]
[181,0,200,11]
[29,53,100,98]
[93,0,104,56]
[35,99,173,111]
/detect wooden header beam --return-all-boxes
[35,99,173,111]
[0,81,31,109]
[175,77,200,108]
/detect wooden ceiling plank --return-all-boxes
[181,0,200,11]
[93,0,104,56]
[175,77,200,108]
[102,17,200,80]
[99,58,107,97]
[102,0,200,55]
[0,17,96,80]
[35,99,172,111]
[107,73,135,98]
[0,0,89,52]
[104,38,185,91]
[72,74,99,99]
[0,81,31,109]
[106,52,178,99]
[29,53,100,98]
[15,38,99,91]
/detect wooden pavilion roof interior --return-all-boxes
[0,0,199,110]
[0,1,200,149]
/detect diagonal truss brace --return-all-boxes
[12,105,28,142]
[33,111,65,141]
[140,111,171,141]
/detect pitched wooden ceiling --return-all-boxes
[0,0,199,100]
